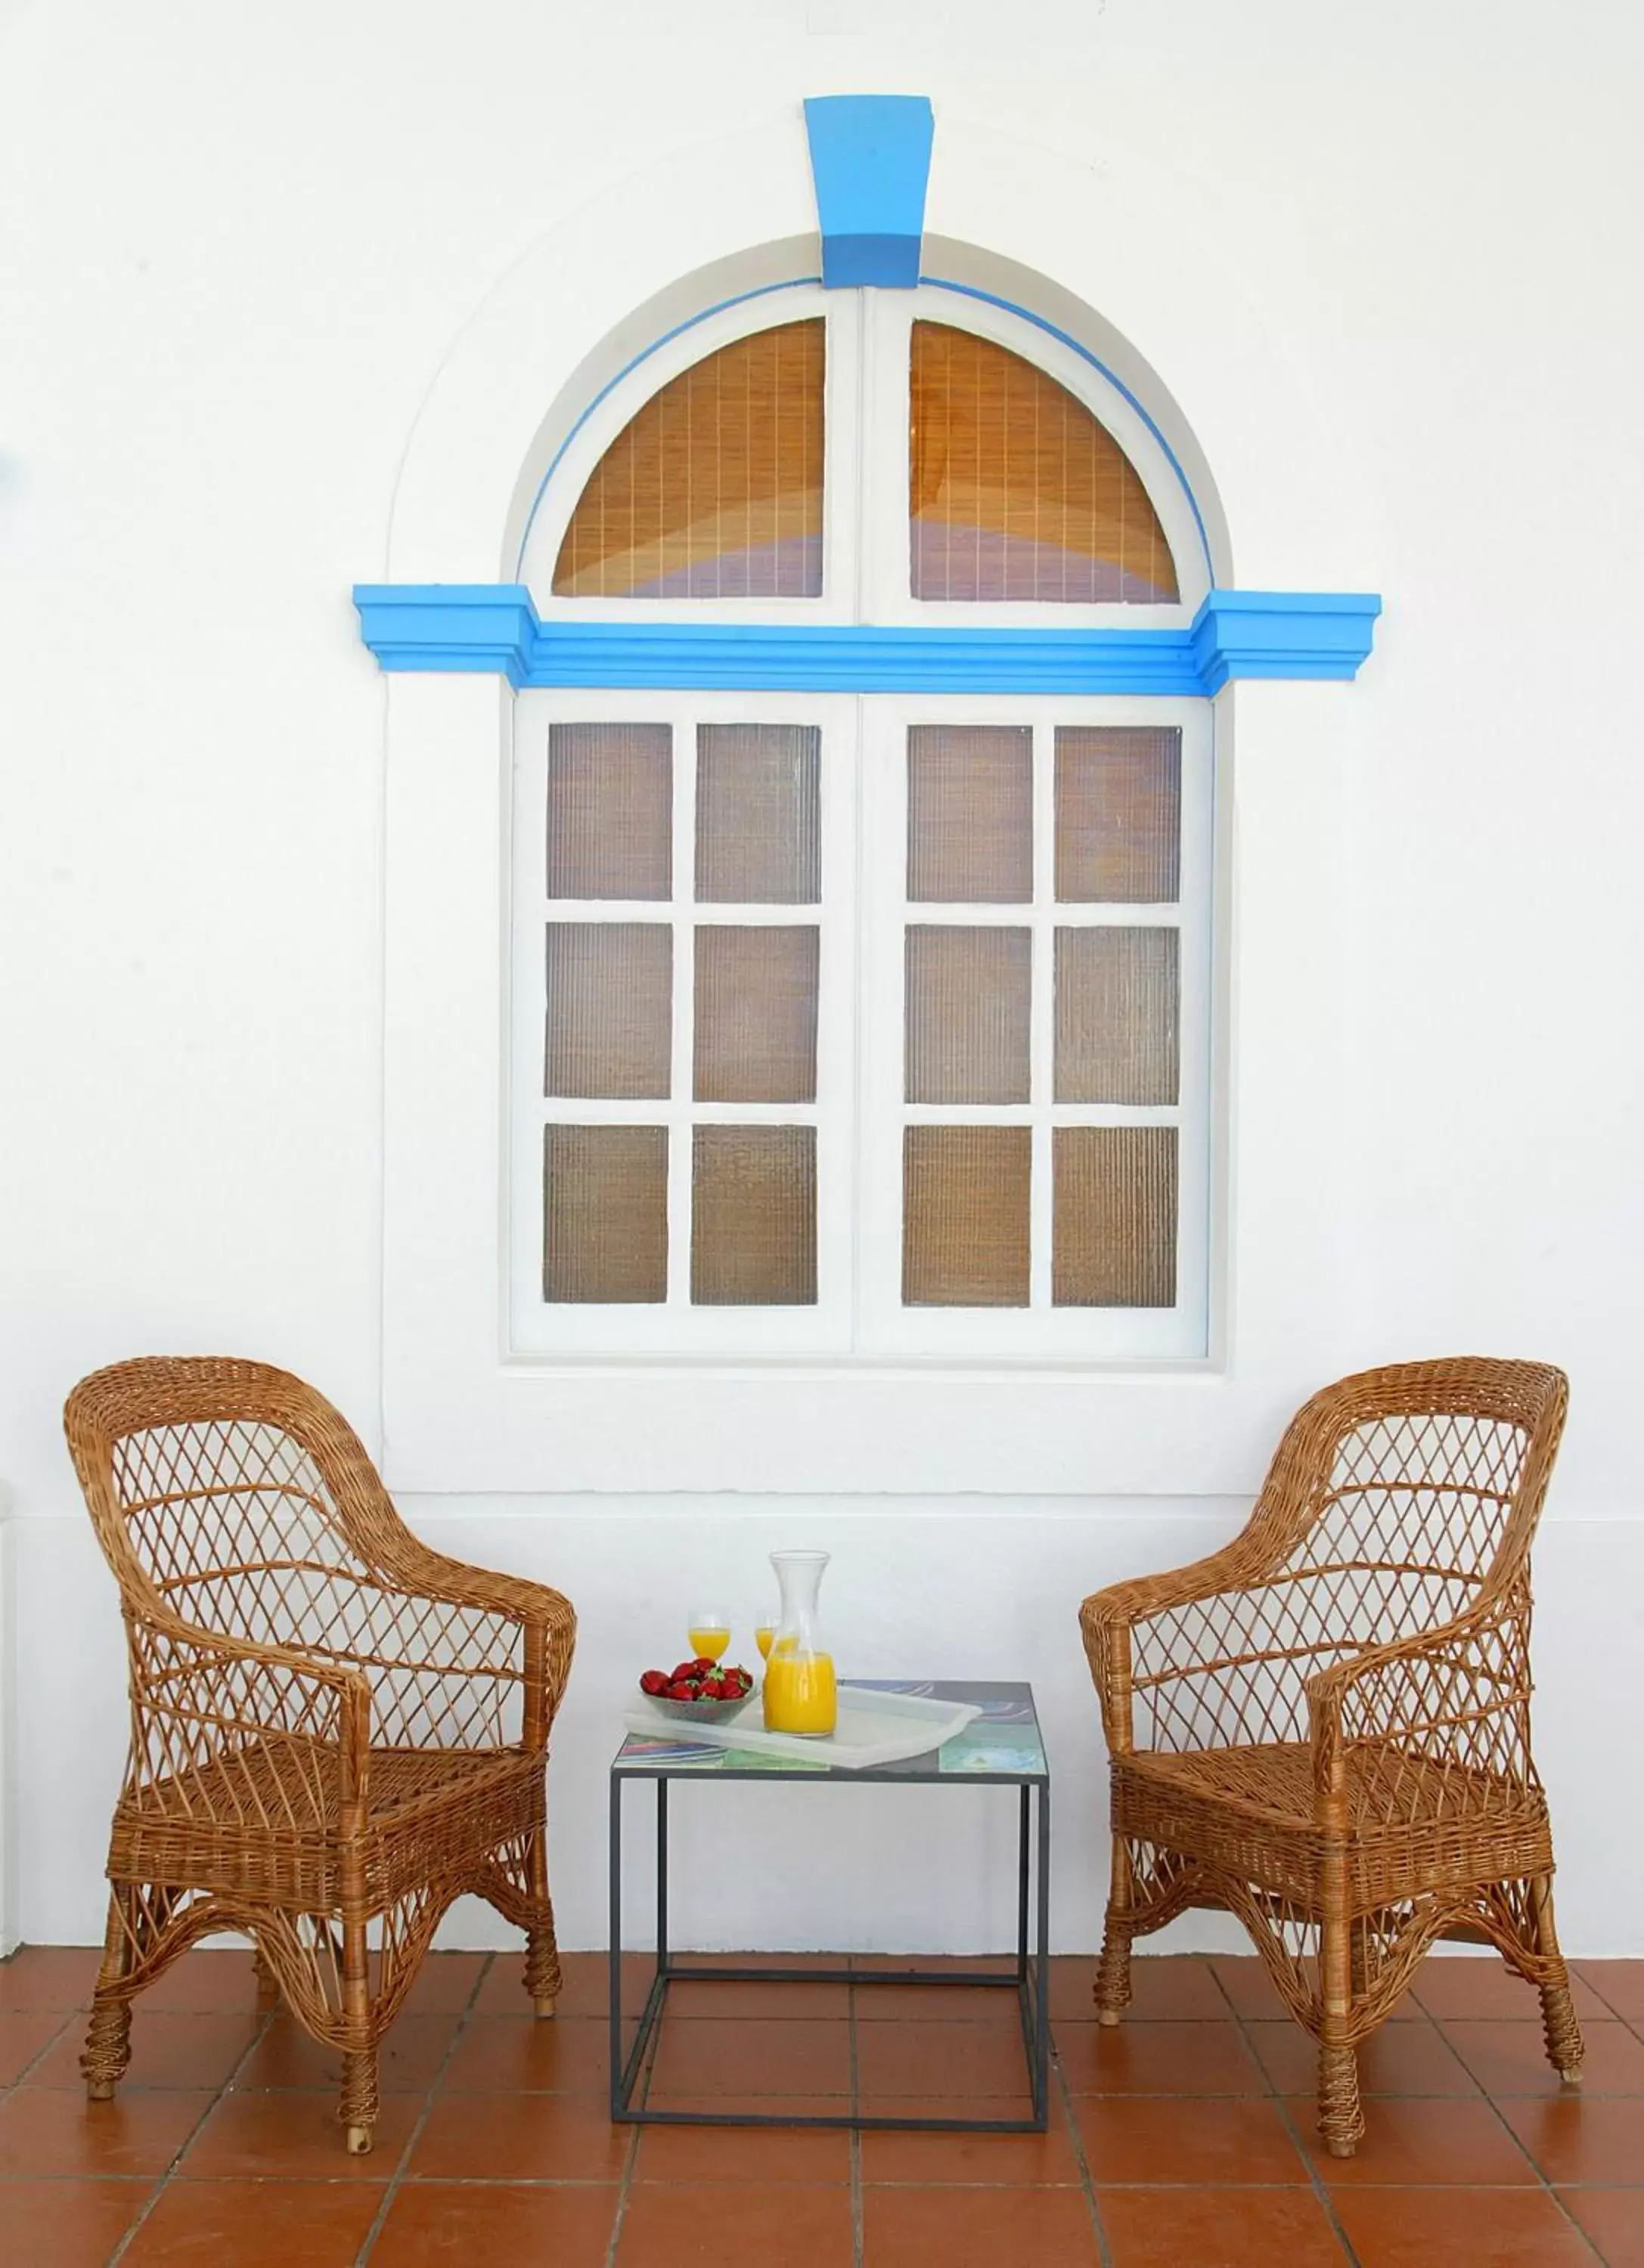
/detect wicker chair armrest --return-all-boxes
[355,1540,578,1736]
[1306,1594,1531,1811]
[1080,1538,1301,1725]
[125,1606,374,1806]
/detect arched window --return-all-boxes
[508,286,1211,1360]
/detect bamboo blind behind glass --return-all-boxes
[541,719,820,1306]
[553,322,824,600]
[901,723,1181,1310]
[909,323,1178,604]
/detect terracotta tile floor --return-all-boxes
[0,1945,1639,2264]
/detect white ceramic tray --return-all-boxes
[622,1684,983,1771]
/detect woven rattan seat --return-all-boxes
[65,1356,576,2154]
[1081,1359,1583,2159]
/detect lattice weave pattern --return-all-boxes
[65,1356,576,2153]
[1081,1359,1583,2160]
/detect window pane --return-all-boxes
[902,1126,1031,1306]
[905,926,1031,1104]
[910,322,1178,604]
[694,926,820,1103]
[1055,928,1179,1105]
[543,1125,668,1303]
[544,923,672,1098]
[1055,728,1181,903]
[696,724,820,903]
[546,723,672,900]
[907,725,1033,903]
[1053,1127,1177,1307]
[692,1127,817,1305]
[553,320,824,599]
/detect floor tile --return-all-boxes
[1056,2017,1265,2096]
[1330,2184,1599,2266]
[1556,2187,1644,2267]
[484,1949,651,2019]
[408,2089,631,2180]
[1051,1955,1226,2022]
[666,1977,851,2020]
[633,2098,852,2183]
[176,2087,419,2177]
[1209,1955,1421,2022]
[1578,1963,1644,2021]
[29,2011,264,2092]
[0,2176,154,2264]
[1445,2017,1644,2096]
[1074,2096,1307,2184]
[863,2183,1099,2266]
[854,1981,1015,2023]
[139,1950,262,2013]
[0,2006,71,2084]
[861,2096,1081,2184]
[373,2179,619,2266]
[648,2015,851,2099]
[1097,2185,1348,2266]
[0,1947,103,2012]
[119,2176,389,2265]
[383,1950,487,2015]
[234,2011,456,2093]
[855,2015,1028,2098]
[442,2012,608,2092]
[1288,2096,1537,2185]
[850,1954,1001,1976]
[0,2084,215,2176]
[1242,2015,1478,2097]
[621,2179,854,2264]
[1414,1957,1606,2022]
[1499,2096,1644,2185]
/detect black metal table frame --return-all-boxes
[608,1764,1050,2132]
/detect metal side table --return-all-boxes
[608,1678,1050,2132]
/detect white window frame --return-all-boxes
[504,281,1217,1368]
[510,686,858,1357]
[856,692,1211,1363]
[517,284,1208,631]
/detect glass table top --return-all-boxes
[612,1678,1046,1783]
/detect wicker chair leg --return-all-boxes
[341,2049,378,2155]
[82,1889,135,2102]
[1318,2040,1364,2159]
[82,1996,132,2102]
[252,1942,281,2012]
[1530,1876,1584,2084]
[1094,1837,1135,2025]
[524,1828,563,2018]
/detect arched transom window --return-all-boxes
[509,287,1211,1361]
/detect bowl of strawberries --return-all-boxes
[637,1658,756,1723]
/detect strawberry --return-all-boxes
[666,1680,697,1700]
[639,1670,669,1696]
[672,1662,699,1683]
[691,1656,718,1675]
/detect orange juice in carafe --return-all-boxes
[762,1645,836,1735]
[761,1551,836,1738]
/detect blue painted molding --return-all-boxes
[353,586,1380,696]
[803,95,934,289]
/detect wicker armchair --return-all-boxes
[64,1356,576,2153]
[1081,1357,1582,2158]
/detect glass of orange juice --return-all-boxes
[686,1606,731,1662]
[755,1616,778,1661]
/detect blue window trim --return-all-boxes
[352,584,1379,695]
[377,96,1384,701]
[804,94,935,290]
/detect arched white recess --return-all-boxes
[372,106,1366,1496]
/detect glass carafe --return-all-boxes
[762,1550,837,1737]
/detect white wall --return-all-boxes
[3,0,1642,1955]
